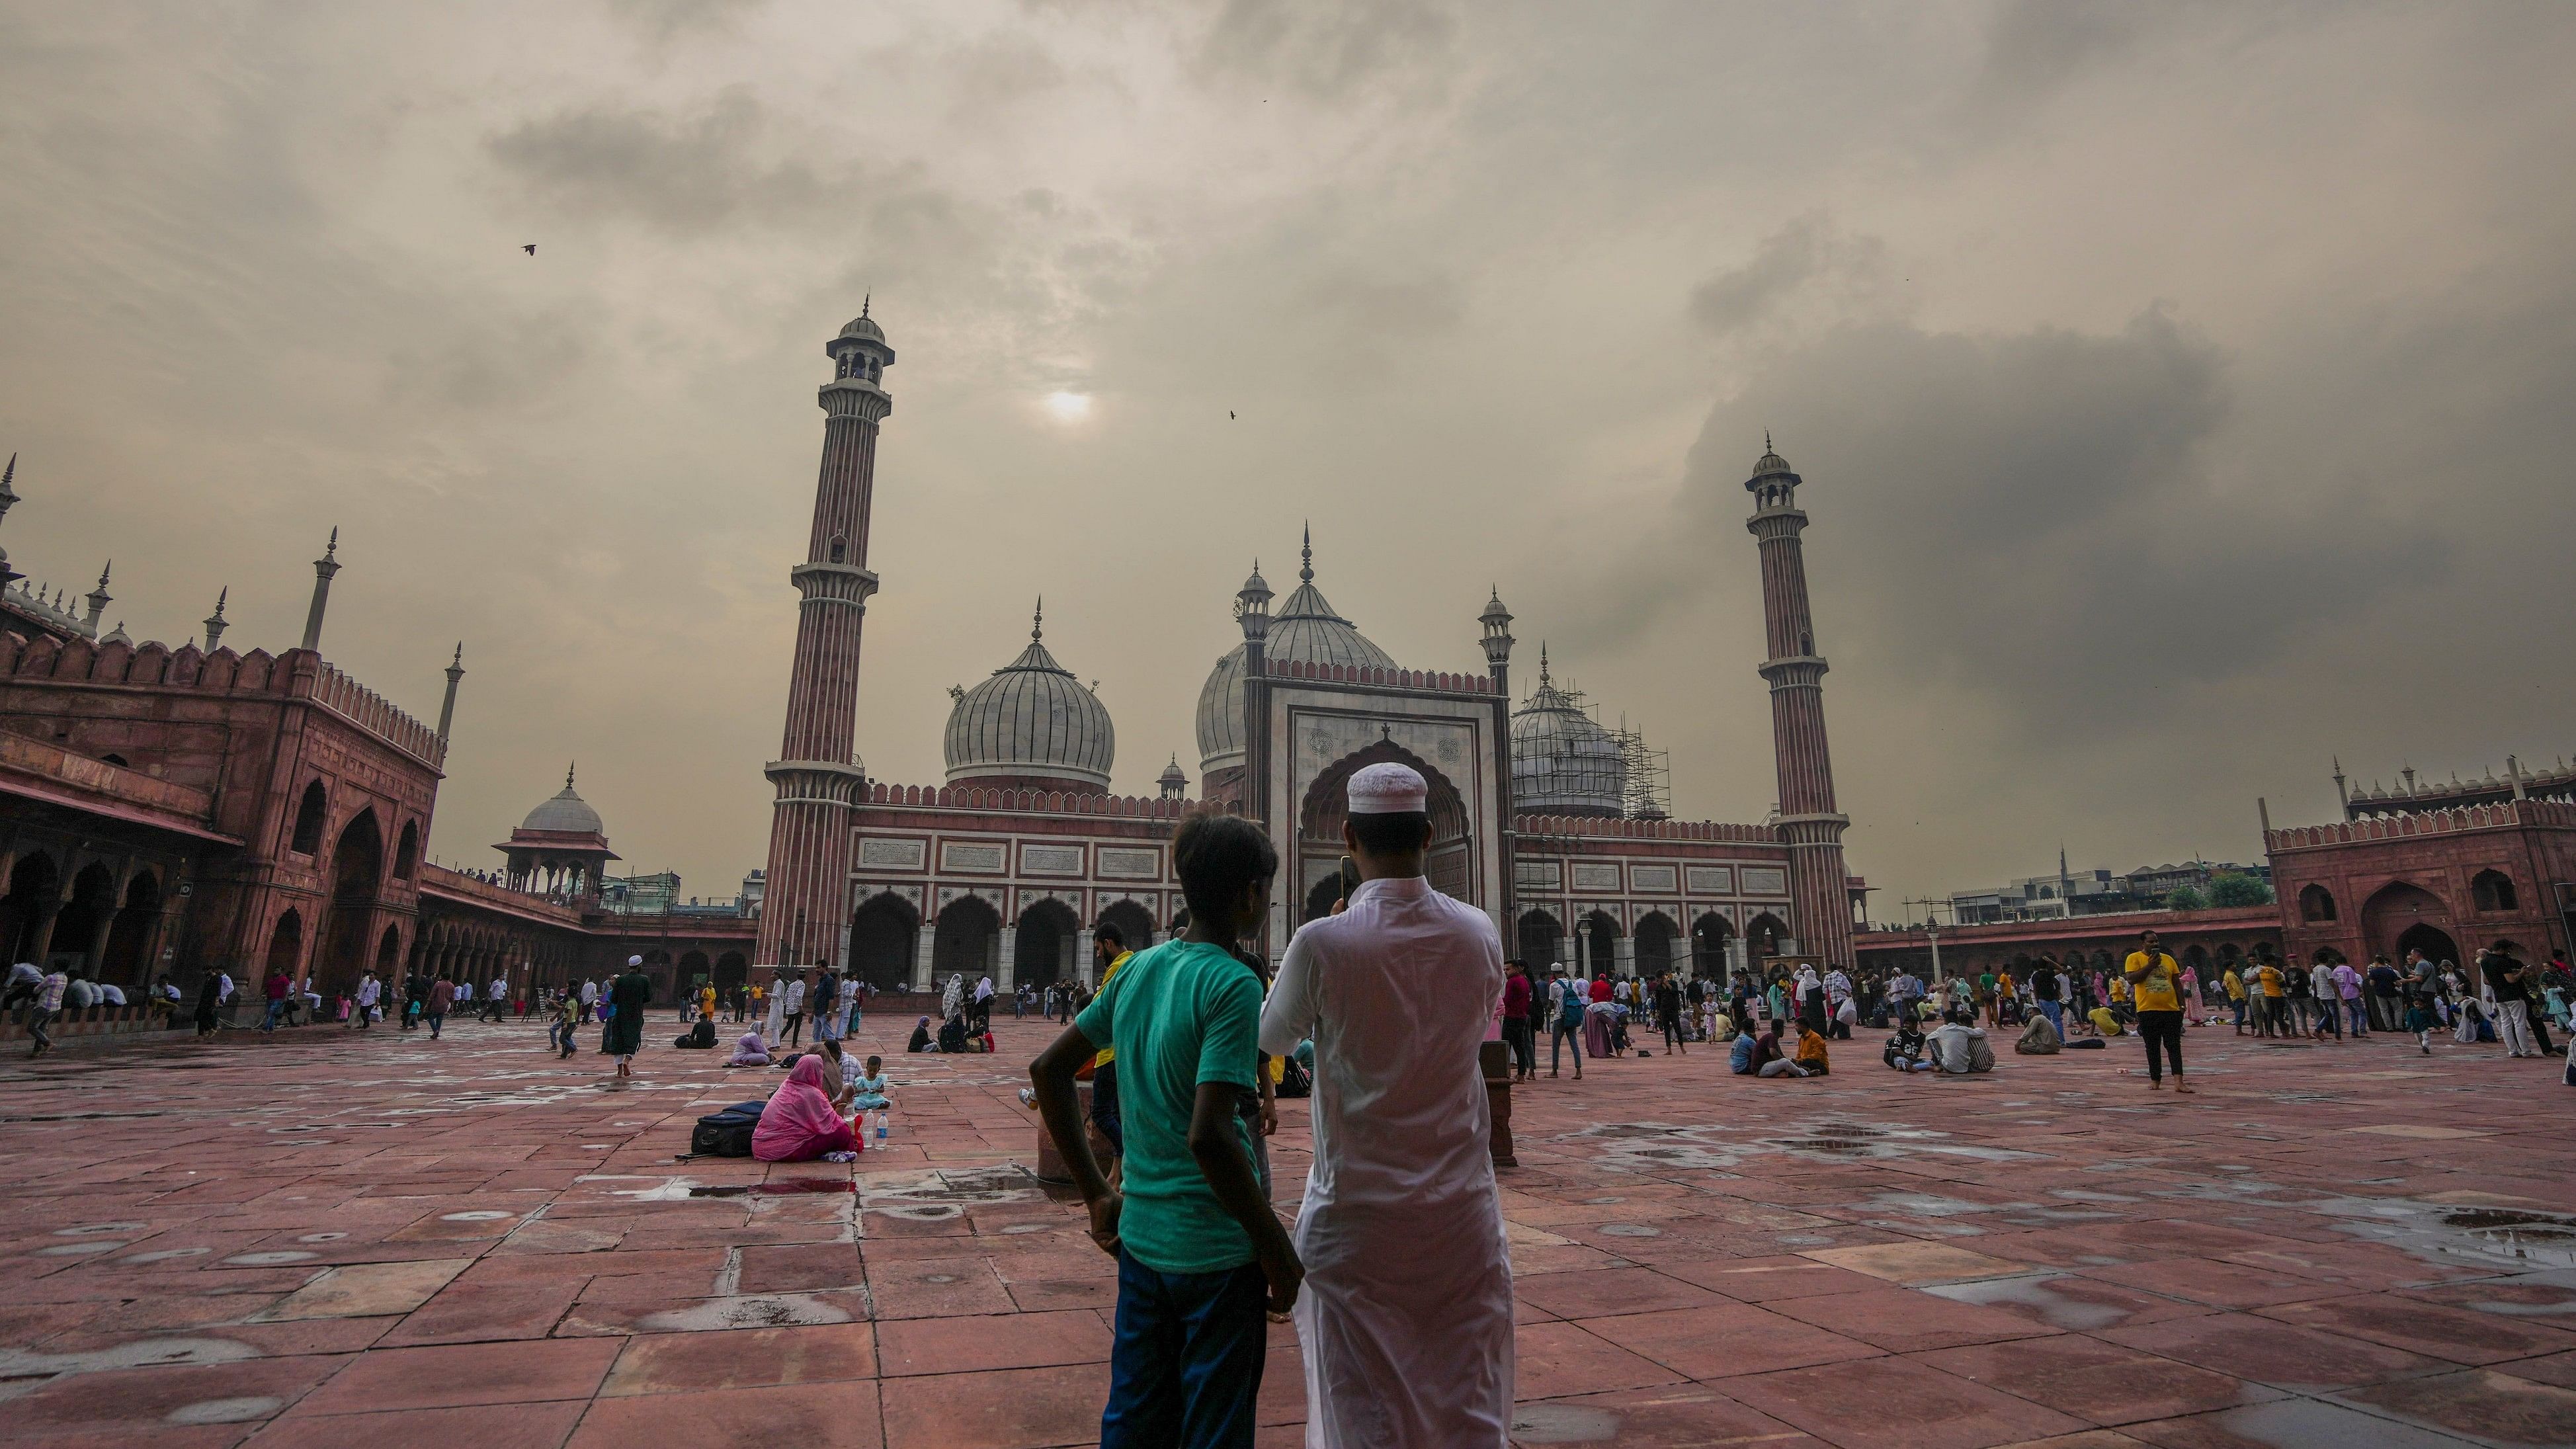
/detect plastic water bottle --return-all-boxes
[871,1110,888,1142]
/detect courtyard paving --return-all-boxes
[2,1011,2572,1448]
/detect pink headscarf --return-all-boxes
[753,1056,856,1162]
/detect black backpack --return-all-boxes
[688,1099,767,1157]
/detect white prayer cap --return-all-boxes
[628,955,643,966]
[1347,761,1429,815]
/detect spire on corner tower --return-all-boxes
[300,528,341,653]
[437,642,466,743]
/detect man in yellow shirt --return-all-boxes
[2222,966,2248,1034]
[2252,948,2287,1038]
[2123,929,2193,1093]
[1087,923,1136,1180]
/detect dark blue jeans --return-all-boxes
[1101,1248,1266,1449]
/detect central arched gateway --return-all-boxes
[1297,739,1475,912]
[2361,881,2458,966]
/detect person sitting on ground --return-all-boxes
[850,1054,890,1112]
[751,1055,861,1162]
[905,1015,935,1052]
[936,1012,970,1054]
[729,1030,771,1067]
[1706,1008,1736,1042]
[1792,1023,1831,1076]
[1885,1020,1934,1071]
[1927,1018,1994,1074]
[1746,1025,1807,1077]
[674,1014,718,1049]
[2087,1004,2127,1037]
[2015,1011,2063,1055]
[1728,1024,1762,1075]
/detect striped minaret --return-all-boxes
[1746,436,1855,972]
[755,303,895,973]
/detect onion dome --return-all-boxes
[1510,645,1626,817]
[944,602,1114,792]
[1746,431,1800,490]
[520,765,606,836]
[839,295,886,345]
[1196,532,1399,774]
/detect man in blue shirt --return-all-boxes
[1030,813,1301,1449]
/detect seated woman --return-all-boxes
[906,1016,935,1053]
[727,1031,771,1066]
[751,1056,860,1163]
[936,1013,970,1054]
[849,1055,890,1111]
[2014,1012,2062,1055]
[1792,1024,1831,1076]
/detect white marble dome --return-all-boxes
[1195,544,1399,775]
[1510,651,1626,817]
[945,608,1114,790]
[519,769,606,836]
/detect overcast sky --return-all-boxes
[5,1,2572,916]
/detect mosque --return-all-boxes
[758,308,1870,995]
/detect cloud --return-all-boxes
[1195,0,1458,101]
[1689,214,1891,337]
[607,0,769,41]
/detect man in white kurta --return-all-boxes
[1259,763,1512,1448]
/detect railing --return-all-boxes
[421,863,587,925]
[1259,658,1495,694]
[2268,798,2576,851]
[864,782,1206,819]
[1516,814,1775,843]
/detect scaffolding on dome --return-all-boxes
[1610,717,1670,821]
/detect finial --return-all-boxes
[214,586,227,613]
[1300,523,1313,583]
[326,526,338,556]
[565,762,576,790]
[452,642,464,666]
[1032,597,1044,641]
[862,293,870,319]
[1539,642,1552,685]
[97,561,110,587]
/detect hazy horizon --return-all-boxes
[5,1,2573,915]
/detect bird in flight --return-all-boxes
[522,244,536,255]
[1229,411,1236,419]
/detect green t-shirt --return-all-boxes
[1073,939,1263,1274]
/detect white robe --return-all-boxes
[1259,875,1512,1449]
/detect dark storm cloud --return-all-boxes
[608,0,770,40]
[1595,306,2431,741]
[1689,215,1889,337]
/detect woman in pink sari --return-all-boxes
[752,1056,859,1162]
[2181,967,2205,1026]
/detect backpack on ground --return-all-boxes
[689,1099,767,1157]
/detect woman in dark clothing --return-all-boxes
[194,974,223,1036]
[604,956,651,1077]
[906,1016,934,1053]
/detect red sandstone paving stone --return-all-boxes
[2075,1257,2360,1311]
[286,1336,618,1415]
[2095,1314,2447,1391]
[1660,1253,1891,1301]
[1800,1241,2030,1286]
[1992,1434,2155,1449]
[1979,1227,2197,1270]
[5,1352,349,1436]
[2119,1400,2483,1449]
[552,1288,872,1337]
[2497,1348,2576,1389]
[599,1322,877,1395]
[1585,1302,1884,1380]
[1770,1284,2060,1353]
[878,1307,1110,1376]
[574,1269,726,1305]
[864,1256,1016,1319]
[737,1243,867,1294]
[1512,1320,1688,1399]
[878,1361,1095,1448]
[1515,1265,1733,1320]
[2255,1292,2576,1366]
[243,1399,590,1449]
[1916,1337,2285,1428]
[378,1279,584,1346]
[1725,1354,2090,1449]
[1003,1276,1118,1313]
[22,1427,261,1449]
[255,1259,474,1321]
[1505,1384,1826,1447]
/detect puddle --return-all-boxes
[167,1395,282,1425]
[2198,1395,2472,1449]
[438,1211,515,1221]
[1924,1273,2136,1331]
[54,1222,145,1236]
[0,1337,260,1379]
[686,1180,857,1198]
[2309,1196,2576,1272]
[1508,1403,1620,1442]
[636,1294,853,1331]
[1597,1223,1661,1238]
[223,1251,317,1266]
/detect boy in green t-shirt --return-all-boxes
[1030,812,1301,1449]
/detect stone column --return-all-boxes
[1614,935,1635,976]
[911,922,936,992]
[1075,929,1095,986]
[996,926,1017,989]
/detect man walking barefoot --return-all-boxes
[2125,929,2192,1094]
[1260,762,1514,1447]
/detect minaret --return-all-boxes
[203,588,229,651]
[437,643,465,743]
[82,562,111,634]
[1745,436,1855,970]
[1479,586,1517,921]
[754,304,893,974]
[301,528,340,652]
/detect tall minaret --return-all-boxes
[754,304,893,974]
[1746,436,1854,970]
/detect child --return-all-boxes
[550,993,579,1059]
[851,1055,890,1112]
[1027,811,1298,1449]
[1793,1023,1831,1076]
